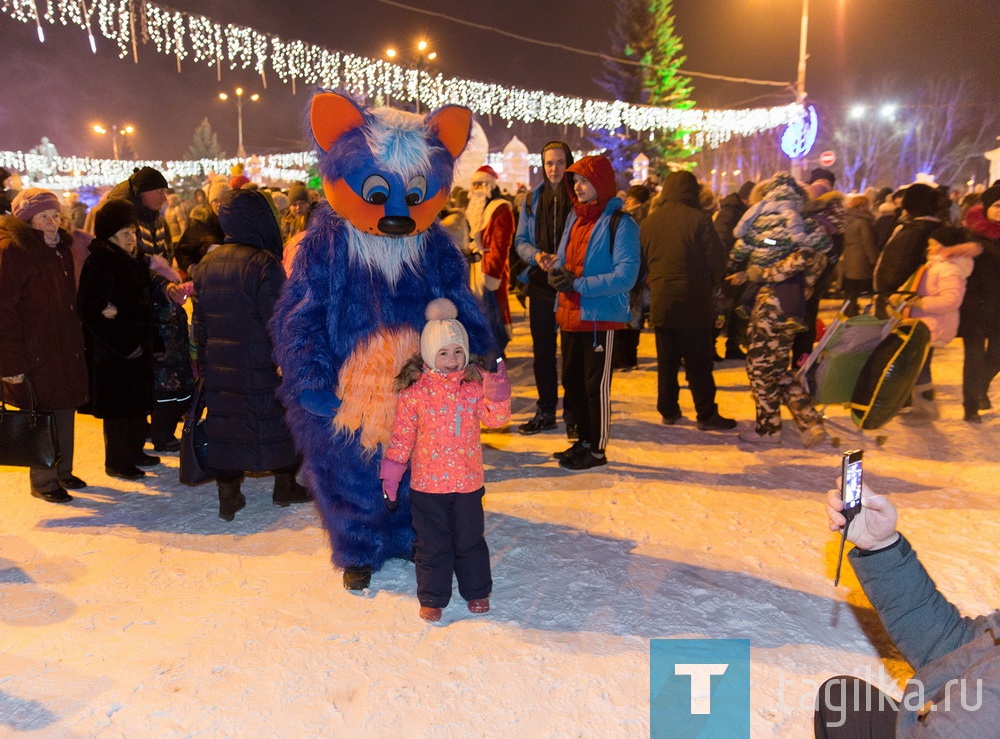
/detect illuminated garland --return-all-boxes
[1,0,804,148]
[0,149,316,188]
[0,148,579,189]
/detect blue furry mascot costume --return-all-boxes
[271,92,495,590]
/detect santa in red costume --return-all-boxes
[466,165,515,353]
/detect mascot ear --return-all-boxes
[310,92,366,153]
[426,105,472,159]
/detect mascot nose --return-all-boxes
[378,216,416,235]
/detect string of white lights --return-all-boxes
[1,0,804,147]
[0,148,569,189]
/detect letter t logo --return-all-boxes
[674,663,729,714]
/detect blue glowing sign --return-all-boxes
[781,105,819,159]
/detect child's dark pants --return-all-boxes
[410,487,492,608]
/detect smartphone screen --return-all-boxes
[834,450,863,586]
[841,450,864,523]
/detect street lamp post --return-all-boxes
[793,0,809,179]
[219,87,260,159]
[93,123,134,160]
[385,39,438,113]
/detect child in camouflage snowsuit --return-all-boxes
[730,173,810,332]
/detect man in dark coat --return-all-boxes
[0,189,89,502]
[714,180,755,360]
[192,189,308,521]
[640,171,737,431]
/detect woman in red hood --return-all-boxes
[541,155,640,471]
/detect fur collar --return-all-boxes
[0,214,71,250]
[394,353,484,391]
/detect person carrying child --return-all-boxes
[895,225,975,423]
[380,299,511,622]
[728,172,810,332]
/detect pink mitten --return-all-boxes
[482,358,511,402]
[379,457,408,511]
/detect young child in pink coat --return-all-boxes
[380,299,511,622]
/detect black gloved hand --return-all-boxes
[548,266,576,293]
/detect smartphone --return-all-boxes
[834,450,864,586]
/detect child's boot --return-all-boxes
[467,597,490,614]
[419,606,442,622]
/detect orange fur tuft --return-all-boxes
[334,326,421,453]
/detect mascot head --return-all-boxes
[310,92,472,237]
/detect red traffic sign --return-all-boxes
[818,150,837,167]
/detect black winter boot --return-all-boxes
[343,565,373,590]
[272,470,311,507]
[217,478,246,522]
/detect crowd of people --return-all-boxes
[3,156,999,502]
[3,146,998,726]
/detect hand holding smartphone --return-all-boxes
[834,449,864,586]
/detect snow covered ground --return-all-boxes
[3,304,998,737]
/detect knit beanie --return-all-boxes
[95,199,139,242]
[11,188,61,223]
[271,191,289,212]
[288,182,309,205]
[901,183,938,217]
[420,298,469,369]
[130,166,169,194]
[208,179,232,204]
[928,225,967,247]
[980,185,1000,212]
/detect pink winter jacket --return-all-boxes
[910,252,973,347]
[385,368,510,494]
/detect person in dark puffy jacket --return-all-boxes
[192,188,309,521]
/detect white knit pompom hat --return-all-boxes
[420,298,469,369]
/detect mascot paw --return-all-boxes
[343,565,373,591]
[300,389,341,417]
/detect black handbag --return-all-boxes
[0,376,60,469]
[179,377,215,485]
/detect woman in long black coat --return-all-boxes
[78,200,159,480]
[192,188,308,521]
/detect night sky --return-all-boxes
[1,0,996,161]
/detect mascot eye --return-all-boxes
[404,175,427,206]
[362,175,390,205]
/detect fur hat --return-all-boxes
[11,188,60,223]
[901,183,938,217]
[288,182,309,205]
[208,179,232,204]
[420,298,469,369]
[95,199,139,242]
[928,225,967,247]
[130,166,169,194]
[980,185,1000,212]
